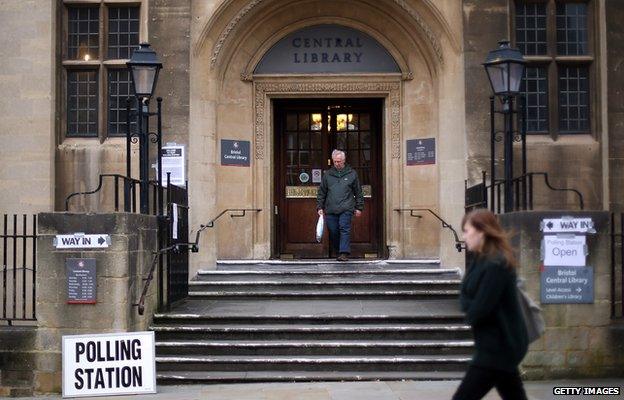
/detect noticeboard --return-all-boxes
[406,138,436,166]
[66,258,96,304]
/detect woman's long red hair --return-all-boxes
[462,209,518,269]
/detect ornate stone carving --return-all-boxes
[210,0,265,68]
[254,81,401,160]
[392,0,444,64]
[209,0,444,69]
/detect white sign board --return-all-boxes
[54,234,111,249]
[161,144,185,187]
[541,217,595,234]
[62,331,156,398]
[312,169,322,183]
[543,235,587,267]
[172,203,178,240]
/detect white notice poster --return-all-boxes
[543,235,587,267]
[161,145,185,187]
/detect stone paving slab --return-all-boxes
[9,379,624,400]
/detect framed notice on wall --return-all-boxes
[406,138,436,166]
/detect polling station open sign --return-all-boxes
[62,332,156,398]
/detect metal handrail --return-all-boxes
[64,173,143,211]
[134,244,176,315]
[190,209,262,248]
[133,208,261,315]
[487,172,584,211]
[395,208,465,252]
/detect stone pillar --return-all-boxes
[499,211,624,379]
[0,213,159,394]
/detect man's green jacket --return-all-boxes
[316,165,364,215]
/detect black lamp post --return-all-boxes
[483,40,526,213]
[127,43,163,214]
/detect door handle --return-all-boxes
[327,159,331,166]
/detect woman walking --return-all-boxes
[452,209,529,400]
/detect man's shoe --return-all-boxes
[337,253,349,262]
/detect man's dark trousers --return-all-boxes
[325,211,353,255]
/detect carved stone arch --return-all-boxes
[239,18,414,82]
[195,0,455,73]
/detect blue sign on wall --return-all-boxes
[540,266,594,304]
[221,139,251,167]
[254,24,400,74]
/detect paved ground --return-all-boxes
[10,379,624,400]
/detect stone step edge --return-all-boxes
[156,355,471,363]
[188,290,460,296]
[155,339,475,348]
[215,259,441,265]
[155,370,465,382]
[189,280,462,285]
[151,324,471,332]
[153,313,465,320]
[198,269,459,275]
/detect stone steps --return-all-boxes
[156,355,471,372]
[156,370,466,383]
[152,260,470,383]
[155,339,474,356]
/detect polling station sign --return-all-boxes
[62,332,156,398]
[542,235,588,267]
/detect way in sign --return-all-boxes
[60,236,107,246]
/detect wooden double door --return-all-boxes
[274,98,383,258]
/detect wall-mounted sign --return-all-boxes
[254,24,400,74]
[541,266,594,304]
[312,169,322,183]
[541,217,595,234]
[221,139,250,166]
[406,138,436,166]
[54,234,111,249]
[299,172,310,183]
[161,144,186,187]
[62,331,156,398]
[66,258,96,304]
[542,235,587,267]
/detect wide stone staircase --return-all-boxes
[151,260,473,383]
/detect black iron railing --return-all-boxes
[134,207,261,315]
[611,213,623,319]
[465,171,585,214]
[394,208,465,252]
[1,214,37,325]
[65,173,167,214]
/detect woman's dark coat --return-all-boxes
[460,252,529,372]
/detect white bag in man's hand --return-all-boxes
[316,215,324,242]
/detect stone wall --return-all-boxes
[0,213,159,395]
[499,211,624,379]
[463,1,605,211]
[606,0,624,213]
[0,0,56,215]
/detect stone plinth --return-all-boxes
[499,211,624,379]
[0,213,159,395]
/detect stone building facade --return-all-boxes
[1,0,623,272]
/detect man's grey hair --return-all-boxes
[331,149,346,160]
